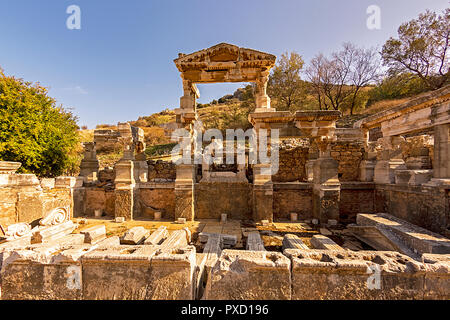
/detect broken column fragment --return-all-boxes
[120,226,150,245]
[160,228,191,251]
[144,226,168,245]
[310,234,344,251]
[246,231,266,251]
[80,225,106,244]
[282,234,309,251]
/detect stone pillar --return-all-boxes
[312,138,340,223]
[254,70,274,112]
[78,142,99,183]
[373,136,406,184]
[134,141,148,184]
[174,164,195,221]
[114,137,135,221]
[252,163,273,223]
[176,79,199,126]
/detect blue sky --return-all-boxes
[0,0,448,128]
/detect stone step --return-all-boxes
[310,235,344,251]
[282,234,309,251]
[144,226,168,245]
[246,231,266,251]
[357,213,450,255]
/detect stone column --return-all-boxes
[312,138,340,223]
[176,79,199,126]
[252,163,273,223]
[254,70,274,112]
[174,164,195,221]
[114,137,135,221]
[373,136,406,184]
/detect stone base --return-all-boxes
[374,159,406,184]
[114,188,134,221]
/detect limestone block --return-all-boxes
[374,159,406,184]
[40,178,55,189]
[120,226,150,245]
[4,222,32,241]
[199,232,237,247]
[359,160,375,182]
[17,191,45,224]
[205,249,291,300]
[356,213,450,254]
[0,161,21,174]
[147,246,196,300]
[286,249,427,300]
[31,220,77,244]
[310,235,344,251]
[54,176,76,188]
[394,170,432,186]
[144,226,168,245]
[96,236,121,248]
[160,228,191,251]
[114,189,134,221]
[80,225,107,244]
[246,231,266,251]
[81,245,158,300]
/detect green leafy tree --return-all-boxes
[381,9,449,90]
[268,51,307,111]
[0,70,80,177]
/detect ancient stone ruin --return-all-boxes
[0,43,449,300]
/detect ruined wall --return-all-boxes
[83,188,115,217]
[272,146,309,182]
[195,182,252,220]
[139,186,175,219]
[147,160,176,182]
[273,184,313,220]
[375,184,449,237]
[339,183,375,223]
[93,129,121,153]
[331,141,365,182]
[0,173,74,227]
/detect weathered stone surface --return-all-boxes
[205,249,291,300]
[160,228,191,251]
[357,213,450,254]
[282,234,309,250]
[81,245,158,300]
[199,232,237,247]
[310,235,344,251]
[144,226,168,245]
[31,221,77,244]
[286,249,432,300]
[120,226,150,245]
[246,231,266,251]
[80,225,107,244]
[147,246,196,299]
[114,189,133,221]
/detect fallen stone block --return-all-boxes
[282,234,309,251]
[120,227,150,245]
[81,245,159,300]
[96,236,120,248]
[246,231,266,251]
[285,249,440,300]
[320,228,333,236]
[310,235,344,251]
[357,213,450,254]
[31,220,77,244]
[147,246,196,300]
[80,225,106,244]
[204,249,291,300]
[160,228,191,251]
[144,226,168,245]
[0,239,87,300]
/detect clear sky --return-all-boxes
[0,0,448,128]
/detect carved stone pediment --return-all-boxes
[174,43,276,78]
